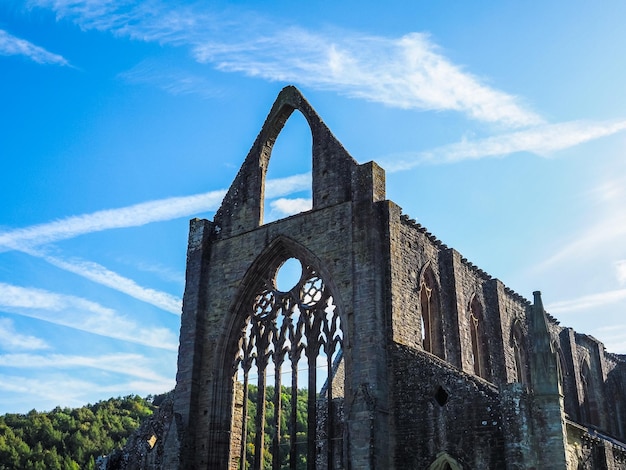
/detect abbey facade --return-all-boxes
[157,87,626,469]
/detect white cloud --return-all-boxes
[616,260,626,285]
[32,250,181,314]
[269,198,312,218]
[0,29,70,66]
[0,173,311,253]
[0,318,49,351]
[28,1,540,126]
[0,373,104,410]
[0,372,173,412]
[0,282,178,350]
[546,288,626,315]
[537,206,626,270]
[124,259,184,284]
[0,352,171,383]
[198,30,542,127]
[119,59,224,98]
[0,189,226,252]
[0,174,310,315]
[382,119,626,171]
[265,173,311,199]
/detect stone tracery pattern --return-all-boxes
[234,259,343,470]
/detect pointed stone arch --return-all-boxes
[213,86,359,238]
[468,295,488,379]
[510,319,527,384]
[221,235,348,470]
[428,452,463,470]
[170,87,390,470]
[419,263,444,359]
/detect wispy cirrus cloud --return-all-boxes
[536,175,626,270]
[0,372,172,412]
[119,59,224,99]
[0,173,309,252]
[0,174,309,313]
[0,189,226,252]
[31,250,182,314]
[0,29,70,65]
[28,0,540,126]
[616,260,626,285]
[0,352,172,384]
[0,373,109,410]
[0,282,177,350]
[202,30,543,128]
[0,317,49,351]
[382,119,626,171]
[546,288,626,315]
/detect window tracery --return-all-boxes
[233,258,344,470]
[419,267,444,359]
[511,321,526,385]
[469,296,486,379]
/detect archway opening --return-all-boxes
[232,259,344,470]
[263,112,313,225]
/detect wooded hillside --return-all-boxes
[0,395,163,470]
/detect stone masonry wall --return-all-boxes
[163,86,626,470]
[390,343,507,469]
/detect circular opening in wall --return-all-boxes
[275,257,302,292]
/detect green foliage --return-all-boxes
[243,385,309,470]
[0,395,156,470]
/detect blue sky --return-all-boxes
[1,0,626,413]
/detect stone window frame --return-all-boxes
[510,319,527,385]
[468,295,488,379]
[227,239,347,470]
[418,264,445,360]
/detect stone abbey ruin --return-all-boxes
[129,87,626,469]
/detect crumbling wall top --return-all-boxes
[213,86,365,238]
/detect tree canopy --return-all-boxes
[0,394,162,470]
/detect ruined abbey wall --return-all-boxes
[149,87,626,470]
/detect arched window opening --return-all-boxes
[428,452,463,470]
[511,321,526,385]
[263,112,313,225]
[233,257,344,470]
[469,297,486,379]
[419,268,444,359]
[553,343,566,395]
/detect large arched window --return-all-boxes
[419,267,444,359]
[469,296,487,379]
[233,256,344,470]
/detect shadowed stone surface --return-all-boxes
[117,87,626,469]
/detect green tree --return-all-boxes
[0,394,160,470]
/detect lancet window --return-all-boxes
[419,267,444,359]
[469,296,487,379]
[233,257,344,470]
[511,321,526,384]
[580,359,593,425]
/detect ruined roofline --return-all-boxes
[398,209,531,307]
